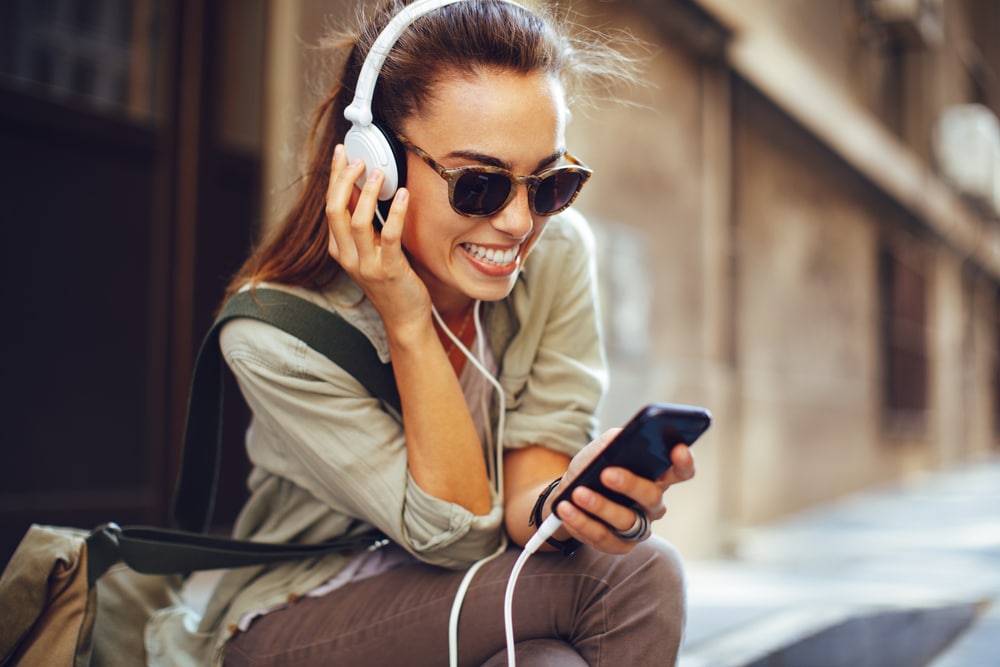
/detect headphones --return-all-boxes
[343,0,523,220]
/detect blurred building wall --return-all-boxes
[261,0,1000,557]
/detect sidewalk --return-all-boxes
[680,456,1000,667]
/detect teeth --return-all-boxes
[464,243,519,266]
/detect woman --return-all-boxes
[147,0,695,665]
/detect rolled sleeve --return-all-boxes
[402,475,504,565]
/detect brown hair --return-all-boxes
[224,0,636,301]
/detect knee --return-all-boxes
[618,536,687,622]
[645,536,686,596]
[637,537,687,646]
[598,535,686,592]
[479,640,587,667]
[585,535,687,659]
[633,535,686,607]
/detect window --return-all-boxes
[879,239,930,434]
[0,0,161,121]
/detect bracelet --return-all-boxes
[529,477,581,556]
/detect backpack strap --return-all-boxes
[85,522,389,585]
[171,288,399,534]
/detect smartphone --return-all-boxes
[551,403,712,514]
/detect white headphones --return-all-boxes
[343,0,523,206]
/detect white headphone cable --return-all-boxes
[503,514,564,667]
[432,302,508,667]
[433,302,565,667]
[374,206,388,230]
[476,309,497,486]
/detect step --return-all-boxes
[925,599,1000,667]
[680,600,981,667]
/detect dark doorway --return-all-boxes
[0,0,263,564]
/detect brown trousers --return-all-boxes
[223,537,686,667]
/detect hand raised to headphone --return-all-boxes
[326,144,432,332]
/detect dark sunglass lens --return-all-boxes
[453,172,511,216]
[533,170,584,214]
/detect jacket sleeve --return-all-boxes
[501,210,609,457]
[219,319,504,569]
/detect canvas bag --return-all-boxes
[0,289,400,667]
[0,525,184,667]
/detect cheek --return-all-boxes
[400,212,424,261]
[400,187,464,262]
[399,177,440,258]
[400,202,446,269]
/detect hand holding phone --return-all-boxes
[551,403,711,516]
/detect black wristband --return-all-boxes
[529,477,581,556]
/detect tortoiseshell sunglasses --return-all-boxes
[396,135,593,218]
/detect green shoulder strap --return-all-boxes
[171,288,400,533]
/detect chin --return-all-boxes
[468,279,518,303]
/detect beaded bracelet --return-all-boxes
[528,477,581,556]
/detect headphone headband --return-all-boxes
[342,0,526,214]
[344,0,524,127]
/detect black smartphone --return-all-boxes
[551,402,712,514]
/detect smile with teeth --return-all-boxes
[463,242,520,266]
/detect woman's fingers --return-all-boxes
[348,168,386,268]
[326,144,411,281]
[597,467,666,515]
[378,188,409,264]
[570,486,645,532]
[323,144,427,326]
[553,439,699,554]
[598,445,695,502]
[550,479,658,554]
[658,445,696,489]
[326,145,367,264]
[554,500,634,555]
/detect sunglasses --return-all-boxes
[395,135,592,218]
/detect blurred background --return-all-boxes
[0,0,997,569]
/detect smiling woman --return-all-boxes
[389,69,571,306]
[145,2,696,666]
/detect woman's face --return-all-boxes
[398,69,569,311]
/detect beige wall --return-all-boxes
[733,84,881,522]
[261,0,353,229]
[564,1,733,557]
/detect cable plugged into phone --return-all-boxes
[503,513,564,667]
[523,513,563,554]
[500,403,712,666]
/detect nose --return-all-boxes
[490,185,534,240]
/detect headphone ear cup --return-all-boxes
[343,122,407,201]
[377,130,407,225]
